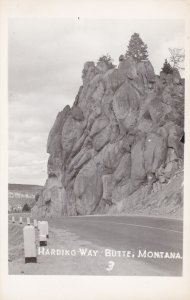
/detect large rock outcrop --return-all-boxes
[32,57,184,218]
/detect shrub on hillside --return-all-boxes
[22,203,31,212]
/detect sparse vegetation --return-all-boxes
[161,59,173,74]
[97,53,115,69]
[169,48,185,70]
[22,203,31,212]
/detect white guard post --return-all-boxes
[34,219,37,228]
[12,216,15,223]
[44,221,49,238]
[37,221,41,230]
[39,221,47,246]
[23,225,37,263]
[27,217,30,225]
[19,217,22,224]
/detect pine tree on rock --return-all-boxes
[125,33,149,63]
[161,59,173,74]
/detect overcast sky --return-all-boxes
[8,18,185,185]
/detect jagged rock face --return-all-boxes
[32,57,184,218]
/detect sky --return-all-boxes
[8,18,185,185]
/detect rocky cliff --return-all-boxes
[32,56,184,218]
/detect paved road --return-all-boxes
[9,214,183,275]
[48,215,183,276]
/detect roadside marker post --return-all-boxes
[37,221,41,230]
[19,217,22,224]
[23,225,37,263]
[44,221,49,238]
[12,216,15,223]
[27,217,30,225]
[34,219,37,228]
[39,221,47,246]
[39,234,47,246]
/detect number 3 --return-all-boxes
[106,261,115,271]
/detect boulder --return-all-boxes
[93,125,111,151]
[137,61,155,87]
[108,69,127,92]
[74,160,103,215]
[113,152,131,183]
[71,106,84,121]
[118,57,137,80]
[131,132,146,182]
[160,71,166,83]
[82,61,97,85]
[162,86,173,105]
[47,105,70,154]
[61,115,84,163]
[172,68,181,84]
[166,73,173,85]
[148,97,166,124]
[112,81,140,133]
[102,139,129,173]
[96,61,110,73]
[47,154,63,179]
[102,174,113,201]
[144,132,167,173]
[90,115,109,137]
[31,185,66,218]
[144,60,155,83]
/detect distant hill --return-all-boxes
[8,184,43,192]
[8,184,43,212]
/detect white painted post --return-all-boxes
[23,225,37,263]
[39,221,47,246]
[44,221,49,238]
[34,219,37,228]
[19,217,22,224]
[27,217,30,225]
[37,221,41,230]
[12,216,15,223]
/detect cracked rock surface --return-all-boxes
[32,58,184,218]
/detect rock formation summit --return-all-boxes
[32,56,184,218]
